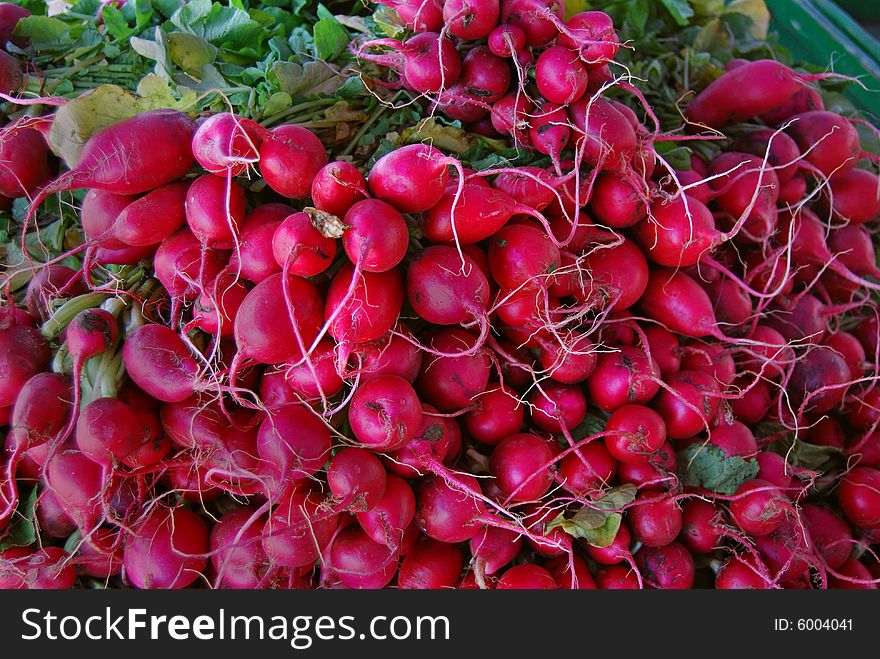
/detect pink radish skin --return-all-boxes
[234,272,324,365]
[443,0,499,39]
[328,447,388,511]
[272,211,338,277]
[417,328,490,412]
[124,506,209,589]
[356,474,416,548]
[122,324,199,403]
[185,174,246,249]
[406,245,490,326]
[349,375,423,451]
[328,525,398,589]
[785,111,860,179]
[257,405,332,489]
[113,181,188,247]
[325,264,405,352]
[500,0,564,47]
[230,203,292,283]
[191,112,262,176]
[311,161,368,217]
[259,124,328,199]
[536,46,589,105]
[368,144,455,213]
[343,199,409,272]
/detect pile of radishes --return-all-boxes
[1,2,880,590]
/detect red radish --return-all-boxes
[329,525,398,589]
[368,144,458,213]
[43,449,104,532]
[77,528,124,580]
[234,272,324,365]
[680,499,722,554]
[377,0,443,32]
[75,397,142,467]
[586,346,661,412]
[733,128,801,183]
[81,189,133,248]
[644,326,681,377]
[25,265,86,322]
[636,541,694,589]
[325,264,405,360]
[398,538,462,589]
[406,245,490,327]
[35,489,76,539]
[821,168,880,224]
[489,433,555,502]
[558,441,617,495]
[558,11,619,64]
[257,405,332,487]
[184,174,245,249]
[415,474,485,543]
[589,173,647,228]
[785,111,860,178]
[189,272,248,337]
[343,198,409,272]
[604,404,667,464]
[328,448,388,511]
[709,152,780,243]
[0,3,30,49]
[686,60,828,127]
[123,506,208,589]
[652,370,720,439]
[755,519,811,588]
[838,467,880,529]
[470,526,522,576]
[536,46,589,105]
[587,523,632,565]
[272,211,338,277]
[499,0,564,47]
[529,103,571,166]
[122,324,199,403]
[191,112,262,176]
[634,195,719,267]
[457,46,510,103]
[443,0,498,39]
[828,557,877,589]
[210,507,281,589]
[490,93,534,144]
[422,184,543,246]
[802,504,851,570]
[259,124,327,199]
[356,474,416,548]
[629,493,682,547]
[788,346,852,414]
[489,223,560,290]
[113,181,188,247]
[30,111,196,215]
[640,269,718,339]
[417,327,490,412]
[230,203,292,283]
[580,236,649,311]
[384,405,451,478]
[349,375,423,451]
[464,385,524,445]
[353,323,423,383]
[0,125,53,199]
[260,342,343,407]
[0,547,76,590]
[708,421,758,457]
[597,565,640,589]
[529,383,587,432]
[311,161,368,217]
[0,324,50,408]
[730,479,787,536]
[263,486,339,568]
[760,84,824,124]
[488,23,526,57]
[497,563,557,589]
[154,229,228,303]
[567,97,638,171]
[715,555,769,589]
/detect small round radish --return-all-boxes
[311,161,368,217]
[272,211,338,277]
[259,124,327,199]
[349,375,423,451]
[489,433,555,502]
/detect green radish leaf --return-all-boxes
[101,6,133,41]
[313,6,349,61]
[12,16,70,49]
[545,484,637,547]
[678,443,759,494]
[166,32,218,76]
[658,0,695,26]
[0,484,38,551]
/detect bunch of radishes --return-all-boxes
[1,3,880,591]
